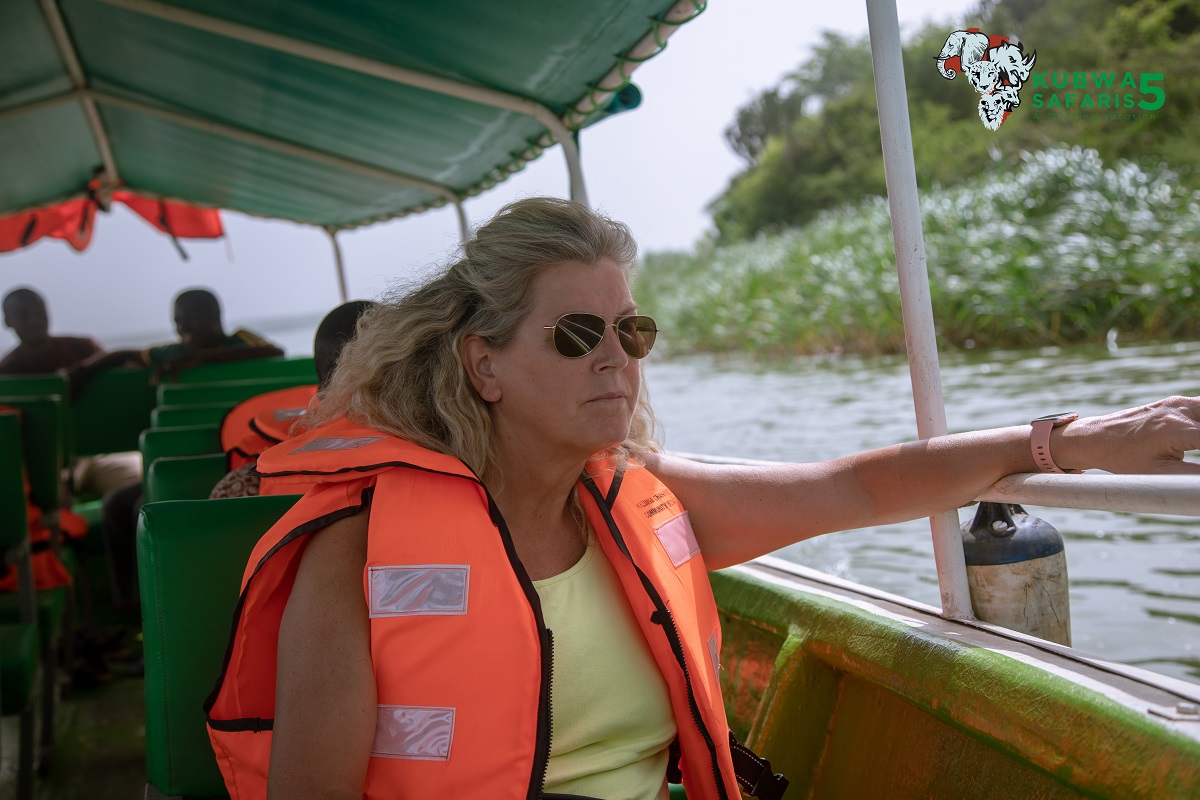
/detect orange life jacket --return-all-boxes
[0,405,85,591]
[220,384,317,470]
[205,419,742,800]
[0,494,87,592]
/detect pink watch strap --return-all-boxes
[1030,413,1080,474]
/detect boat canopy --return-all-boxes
[0,0,703,238]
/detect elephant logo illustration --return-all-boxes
[935,29,1036,131]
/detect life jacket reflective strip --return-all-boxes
[220,385,317,470]
[205,420,741,800]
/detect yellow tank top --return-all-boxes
[533,530,676,800]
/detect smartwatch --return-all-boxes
[1029,412,1080,474]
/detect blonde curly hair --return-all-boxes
[306,197,660,479]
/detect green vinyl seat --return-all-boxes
[156,375,316,409]
[0,377,71,462]
[0,395,74,767]
[0,410,46,799]
[174,356,316,384]
[138,495,300,799]
[0,394,66,511]
[0,375,69,397]
[0,622,39,715]
[145,454,230,504]
[139,425,223,485]
[72,367,157,457]
[151,402,236,430]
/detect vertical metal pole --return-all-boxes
[325,227,349,304]
[452,199,469,242]
[565,130,588,207]
[865,0,973,619]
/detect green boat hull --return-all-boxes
[713,559,1200,799]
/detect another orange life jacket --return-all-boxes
[205,419,742,800]
[0,405,85,591]
[220,384,317,470]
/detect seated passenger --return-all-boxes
[211,300,376,499]
[0,287,102,375]
[0,288,138,496]
[206,198,1200,799]
[92,288,284,613]
[68,287,283,392]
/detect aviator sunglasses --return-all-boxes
[543,313,659,359]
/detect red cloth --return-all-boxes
[0,191,222,253]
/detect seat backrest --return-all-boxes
[0,374,69,399]
[72,367,157,457]
[139,425,223,485]
[0,382,70,471]
[0,410,38,629]
[151,402,236,430]
[0,411,30,551]
[138,495,299,798]
[0,394,64,512]
[157,376,315,409]
[145,454,230,504]
[174,356,316,384]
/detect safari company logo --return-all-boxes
[935,29,1036,131]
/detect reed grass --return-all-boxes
[635,147,1200,356]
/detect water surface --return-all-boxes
[645,341,1200,684]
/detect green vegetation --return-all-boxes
[636,147,1200,356]
[712,0,1200,243]
[644,0,1200,357]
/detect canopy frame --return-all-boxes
[37,0,120,198]
[97,0,591,206]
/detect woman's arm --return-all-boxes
[269,511,376,800]
[645,396,1200,570]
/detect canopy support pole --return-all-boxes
[452,200,469,243]
[325,228,349,304]
[37,0,120,185]
[865,0,972,620]
[98,0,588,204]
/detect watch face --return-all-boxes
[1032,412,1077,424]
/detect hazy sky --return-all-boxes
[1,0,977,350]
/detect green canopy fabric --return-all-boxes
[0,0,704,230]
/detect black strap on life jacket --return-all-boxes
[667,732,789,799]
[729,731,789,799]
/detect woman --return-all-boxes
[205,198,1200,800]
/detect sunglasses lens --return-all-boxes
[551,314,659,358]
[616,316,657,359]
[554,314,607,357]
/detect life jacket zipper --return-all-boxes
[481,487,554,800]
[650,605,727,800]
[536,629,555,798]
[580,476,730,800]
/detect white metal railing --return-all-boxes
[677,451,1200,518]
[980,472,1200,516]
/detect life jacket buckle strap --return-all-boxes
[729,731,789,800]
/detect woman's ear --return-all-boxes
[460,334,502,402]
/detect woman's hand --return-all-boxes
[1054,395,1200,474]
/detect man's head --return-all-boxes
[314,300,376,388]
[2,287,50,346]
[173,289,225,349]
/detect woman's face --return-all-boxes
[471,258,642,467]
